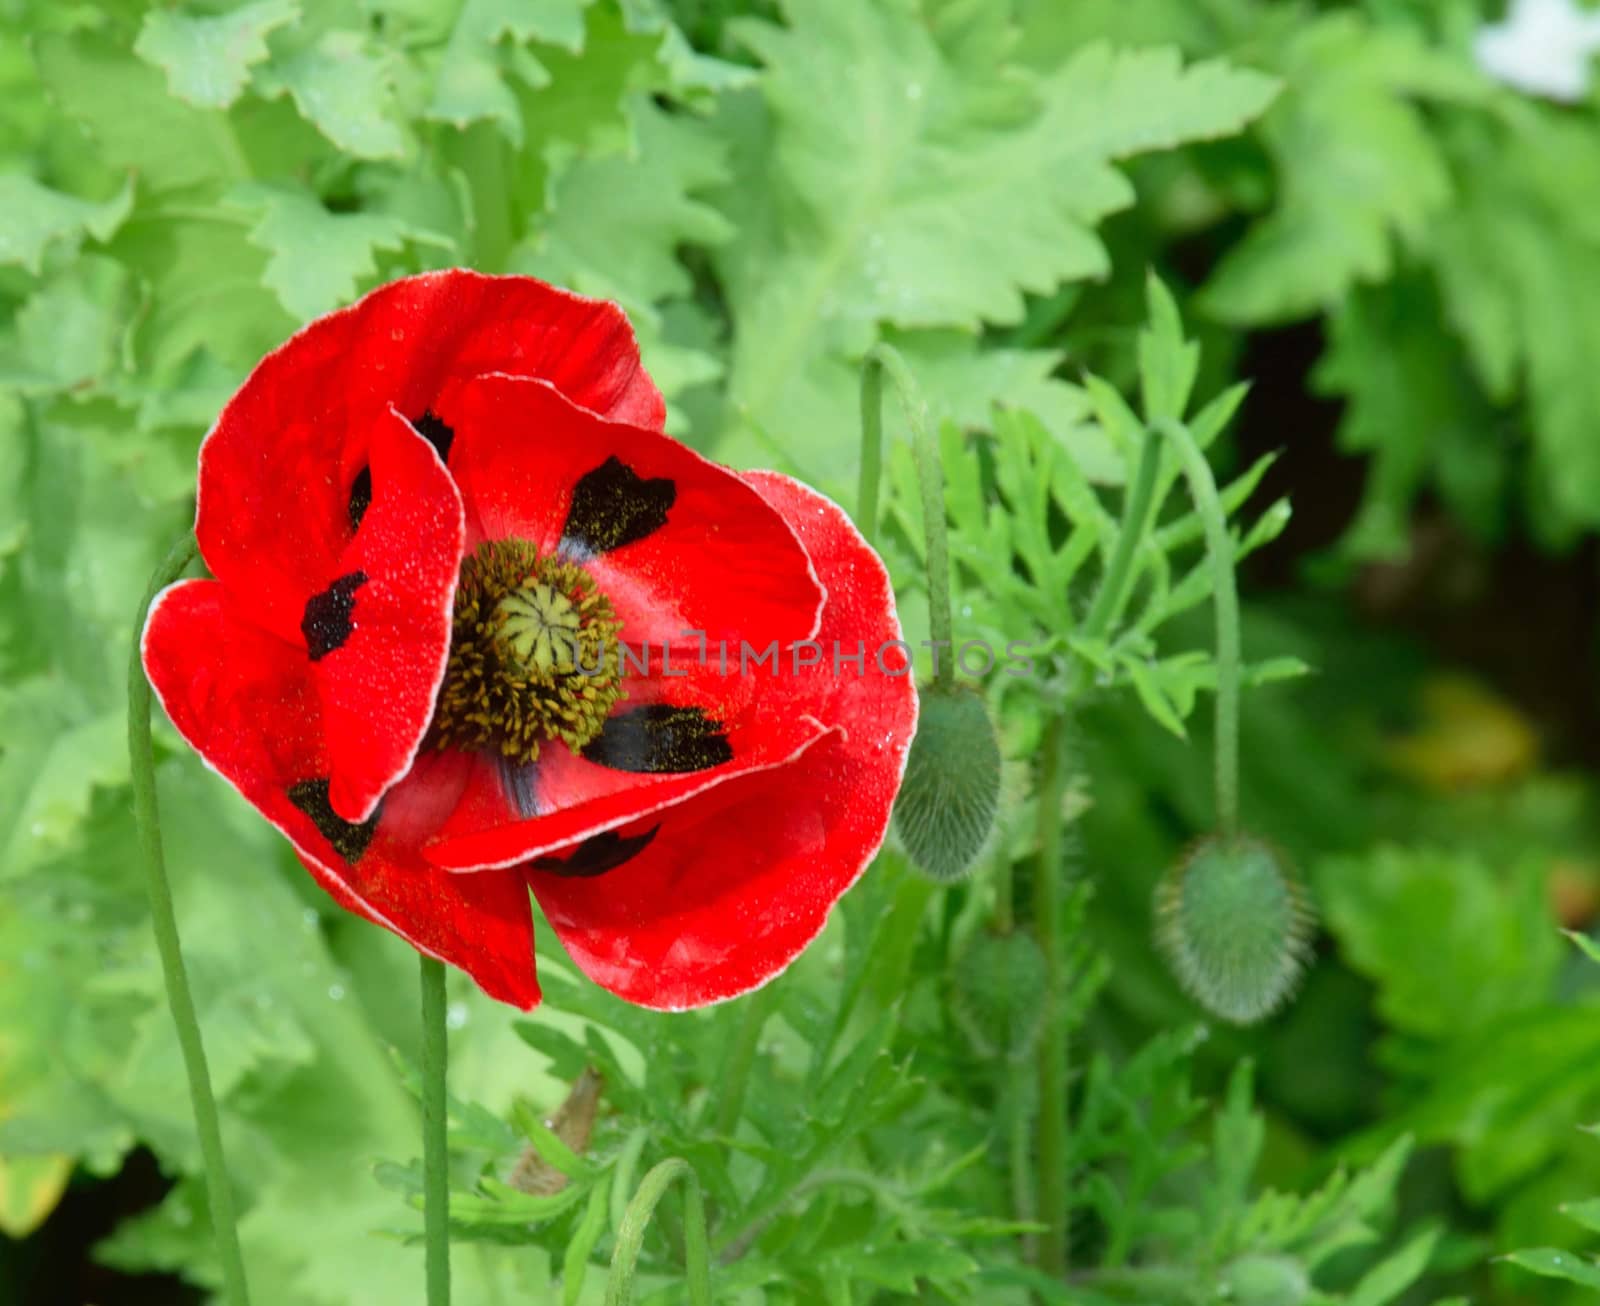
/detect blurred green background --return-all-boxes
[6,0,1600,1302]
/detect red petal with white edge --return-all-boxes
[438,373,824,652]
[196,270,663,630]
[142,580,540,1008]
[525,473,919,1010]
[314,408,464,822]
[423,704,831,872]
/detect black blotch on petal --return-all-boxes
[561,456,675,556]
[532,824,661,878]
[412,410,455,463]
[302,571,368,661]
[582,705,731,774]
[287,778,380,863]
[347,466,372,531]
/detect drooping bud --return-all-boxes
[893,681,1002,883]
[1154,835,1314,1025]
[950,929,1048,1061]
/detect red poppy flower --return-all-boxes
[142,270,918,1011]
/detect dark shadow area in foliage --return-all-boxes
[1231,321,1600,767]
[0,1149,202,1306]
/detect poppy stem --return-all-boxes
[1033,711,1071,1277]
[858,344,954,689]
[128,533,252,1306]
[419,954,452,1306]
[1025,435,1164,1283]
[606,1158,711,1306]
[1152,416,1241,839]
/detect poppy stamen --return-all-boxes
[433,539,625,762]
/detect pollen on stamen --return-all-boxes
[432,539,625,763]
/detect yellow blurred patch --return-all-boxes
[0,1151,72,1237]
[1384,674,1539,791]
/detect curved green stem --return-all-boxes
[606,1159,711,1306]
[1033,712,1071,1277]
[420,955,451,1305]
[129,534,252,1306]
[1152,417,1241,838]
[859,344,954,689]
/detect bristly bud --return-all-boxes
[894,681,1002,883]
[950,929,1048,1061]
[1154,834,1315,1025]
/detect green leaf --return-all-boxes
[1428,102,1600,535]
[1316,846,1561,1042]
[0,173,133,274]
[1502,1248,1600,1290]
[1567,929,1600,967]
[1560,1198,1600,1235]
[427,0,590,143]
[258,29,408,159]
[0,255,138,393]
[562,1175,611,1306]
[34,32,253,191]
[1346,1225,1440,1306]
[714,3,1276,474]
[1203,14,1486,324]
[518,98,731,318]
[133,0,300,109]
[1137,271,1198,423]
[1315,278,1502,559]
[227,181,450,320]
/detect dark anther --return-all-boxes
[287,778,380,863]
[561,456,675,556]
[302,571,368,661]
[532,825,661,878]
[411,410,455,463]
[582,705,732,773]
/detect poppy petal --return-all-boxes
[312,408,465,822]
[438,373,824,653]
[196,270,663,622]
[422,703,831,872]
[525,473,918,1009]
[142,580,539,1008]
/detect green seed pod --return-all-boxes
[893,682,1002,883]
[1221,1253,1310,1306]
[1154,835,1314,1026]
[950,929,1048,1061]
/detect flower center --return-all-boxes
[433,539,625,763]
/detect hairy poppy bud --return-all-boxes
[893,682,1002,883]
[951,930,1048,1060]
[1222,1254,1310,1306]
[1154,835,1314,1025]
